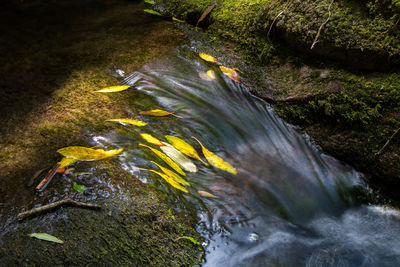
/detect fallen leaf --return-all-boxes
[147,169,188,193]
[140,133,164,146]
[73,182,87,193]
[143,9,162,16]
[57,157,78,168]
[172,17,185,23]
[64,168,74,175]
[196,3,216,28]
[106,118,147,126]
[207,70,216,79]
[165,135,209,166]
[219,66,252,86]
[151,161,190,186]
[94,85,130,93]
[198,53,219,63]
[31,169,46,182]
[29,233,64,244]
[107,211,112,216]
[57,147,123,161]
[174,236,200,245]
[192,136,237,175]
[144,0,155,4]
[139,109,178,117]
[140,144,186,176]
[160,142,198,172]
[198,190,217,198]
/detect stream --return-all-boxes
[88,47,400,266]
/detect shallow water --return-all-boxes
[85,47,400,266]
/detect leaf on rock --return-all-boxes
[160,142,198,172]
[107,118,147,126]
[198,190,217,198]
[57,146,123,161]
[192,136,237,175]
[196,3,216,28]
[57,157,78,168]
[140,144,186,176]
[139,109,177,117]
[73,182,86,193]
[143,9,162,16]
[29,233,64,244]
[151,161,190,186]
[172,17,185,23]
[198,53,219,64]
[94,85,130,93]
[144,0,155,4]
[140,133,164,146]
[165,135,209,166]
[174,236,200,245]
[147,169,188,193]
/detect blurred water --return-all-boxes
[96,47,400,266]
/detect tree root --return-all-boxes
[18,198,102,221]
[311,0,335,50]
[375,127,400,156]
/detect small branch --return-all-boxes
[375,127,400,156]
[267,1,292,38]
[18,198,102,221]
[311,0,334,50]
[35,164,60,191]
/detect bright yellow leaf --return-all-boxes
[148,169,188,193]
[139,109,180,117]
[219,66,252,86]
[192,137,237,175]
[140,133,164,146]
[140,144,185,176]
[199,53,219,63]
[57,157,78,168]
[106,118,147,126]
[165,135,209,166]
[160,142,198,172]
[207,70,216,80]
[94,85,130,93]
[57,146,124,161]
[151,161,190,186]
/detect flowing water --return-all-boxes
[89,47,400,266]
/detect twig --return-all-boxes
[18,198,102,221]
[375,127,400,156]
[35,164,60,191]
[267,1,292,38]
[311,0,334,50]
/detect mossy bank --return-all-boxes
[0,0,202,265]
[153,0,400,201]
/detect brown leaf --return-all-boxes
[196,3,216,28]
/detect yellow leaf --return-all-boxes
[148,169,188,193]
[57,157,78,168]
[106,118,147,126]
[207,70,216,80]
[198,190,218,198]
[172,17,185,23]
[199,53,219,63]
[57,146,124,161]
[140,144,186,176]
[151,161,190,186]
[165,135,209,166]
[192,137,238,175]
[94,85,130,93]
[139,109,180,117]
[160,142,198,172]
[140,133,164,146]
[219,66,253,86]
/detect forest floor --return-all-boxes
[0,0,202,265]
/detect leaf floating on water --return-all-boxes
[198,53,219,64]
[140,133,164,146]
[192,137,237,175]
[172,17,185,23]
[196,3,216,28]
[139,109,179,117]
[29,233,64,244]
[94,85,130,93]
[73,182,87,193]
[219,66,253,86]
[207,70,216,80]
[107,118,147,126]
[144,0,155,4]
[198,190,217,198]
[140,144,186,176]
[57,146,123,161]
[146,169,188,193]
[160,142,198,173]
[143,9,162,16]
[174,236,200,245]
[165,135,209,166]
[151,161,190,186]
